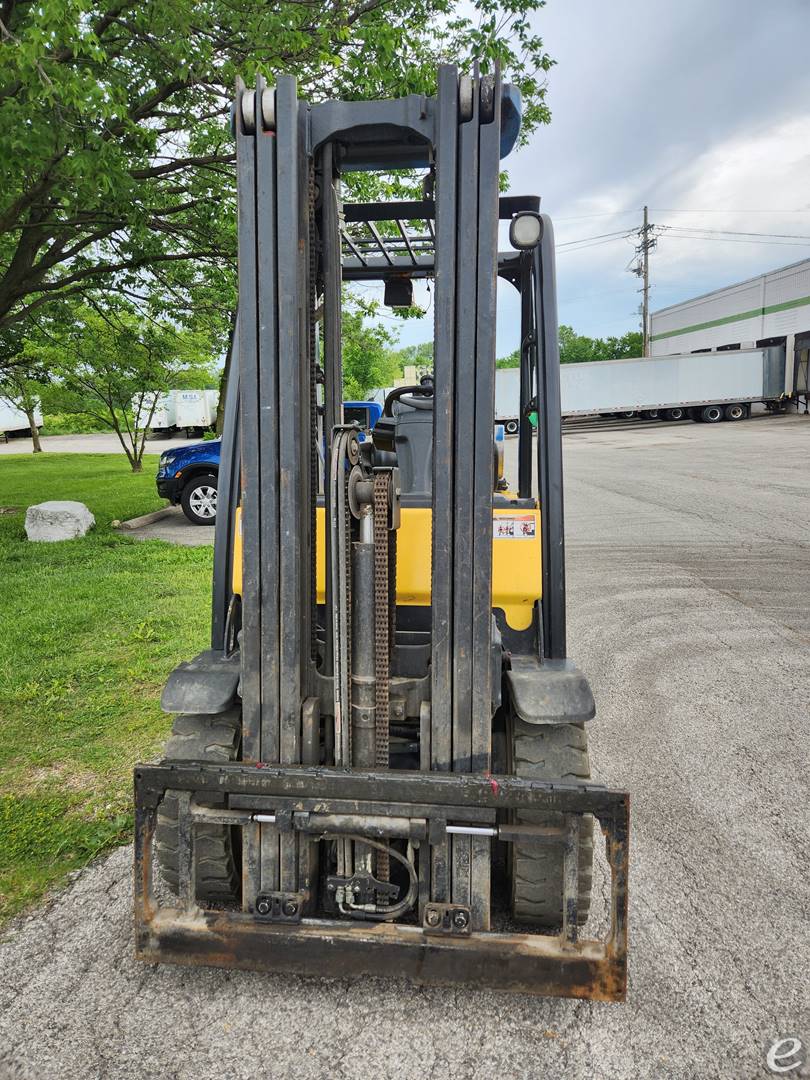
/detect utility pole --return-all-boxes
[641,205,650,356]
[629,206,656,355]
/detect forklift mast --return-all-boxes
[134,65,630,1001]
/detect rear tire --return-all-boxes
[155,710,242,903]
[701,404,723,423]
[509,719,593,928]
[663,407,685,421]
[724,403,745,421]
[504,418,519,435]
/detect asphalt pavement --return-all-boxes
[126,506,215,546]
[1,412,808,1080]
[0,432,204,455]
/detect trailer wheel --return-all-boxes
[701,404,723,423]
[724,403,745,421]
[640,409,659,420]
[663,407,685,421]
[504,418,519,435]
[155,709,242,903]
[509,718,593,928]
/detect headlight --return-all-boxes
[160,452,176,466]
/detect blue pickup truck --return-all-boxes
[157,400,382,524]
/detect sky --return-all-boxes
[388,0,810,355]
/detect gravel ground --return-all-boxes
[1,412,808,1080]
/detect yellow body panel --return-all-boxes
[233,503,541,632]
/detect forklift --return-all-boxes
[134,64,629,1001]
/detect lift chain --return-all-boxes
[373,470,392,884]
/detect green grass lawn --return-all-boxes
[0,454,212,921]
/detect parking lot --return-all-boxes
[0,412,808,1080]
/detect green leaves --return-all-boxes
[0,0,553,364]
[559,325,643,364]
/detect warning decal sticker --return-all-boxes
[493,515,536,539]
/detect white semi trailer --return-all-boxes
[495,344,793,432]
[174,389,219,434]
[0,397,43,437]
[132,391,177,433]
[131,389,220,435]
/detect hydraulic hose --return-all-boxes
[327,833,418,921]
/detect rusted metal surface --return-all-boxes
[134,762,629,1001]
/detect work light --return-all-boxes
[509,211,543,250]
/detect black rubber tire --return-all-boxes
[663,407,685,421]
[640,409,659,420]
[724,403,745,421]
[180,473,218,525]
[701,404,723,424]
[504,419,519,435]
[155,710,242,902]
[510,719,593,928]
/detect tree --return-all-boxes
[34,300,218,471]
[342,303,400,400]
[0,0,553,351]
[496,349,520,369]
[559,325,642,364]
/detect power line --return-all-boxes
[556,228,634,248]
[556,235,633,254]
[650,207,810,214]
[661,225,810,241]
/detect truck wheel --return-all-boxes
[616,411,636,419]
[640,409,659,420]
[504,419,519,435]
[509,718,593,928]
[663,407,685,421]
[724,403,745,421]
[701,404,723,423]
[181,473,218,525]
[155,710,242,903]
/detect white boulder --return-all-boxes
[25,500,95,542]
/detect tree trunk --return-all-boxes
[131,459,143,473]
[25,405,42,453]
[216,318,236,435]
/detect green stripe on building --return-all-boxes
[650,292,810,342]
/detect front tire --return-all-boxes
[509,719,593,928]
[181,473,218,525]
[155,710,242,903]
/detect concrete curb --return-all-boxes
[118,506,173,530]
